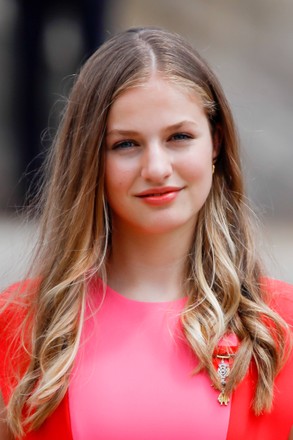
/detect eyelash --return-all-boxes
[169,132,193,141]
[111,132,194,150]
[112,140,137,150]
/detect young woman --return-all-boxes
[1,27,293,440]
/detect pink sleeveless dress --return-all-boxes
[69,279,231,439]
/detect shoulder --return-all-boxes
[261,277,293,295]
[0,278,39,305]
[0,278,41,337]
[260,277,293,325]
[0,279,38,404]
[0,279,39,331]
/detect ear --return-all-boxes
[212,124,222,161]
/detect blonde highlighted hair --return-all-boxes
[3,27,290,436]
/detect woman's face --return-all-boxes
[105,75,218,236]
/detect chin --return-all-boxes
[134,217,197,236]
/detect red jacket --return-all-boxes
[1,278,293,439]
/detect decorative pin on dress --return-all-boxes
[213,333,239,405]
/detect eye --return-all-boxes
[169,132,193,142]
[112,139,138,150]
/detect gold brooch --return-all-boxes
[213,347,238,405]
[216,355,232,405]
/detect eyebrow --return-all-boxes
[106,128,140,137]
[106,120,199,137]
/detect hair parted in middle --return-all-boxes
[6,27,290,436]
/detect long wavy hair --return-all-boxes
[4,27,290,436]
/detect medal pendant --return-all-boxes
[217,390,230,405]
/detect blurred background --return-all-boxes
[0,0,292,288]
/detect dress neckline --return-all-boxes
[91,277,188,307]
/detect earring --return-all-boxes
[212,164,215,174]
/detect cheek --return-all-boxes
[105,158,123,190]
[104,160,120,208]
[181,153,212,184]
[104,157,134,204]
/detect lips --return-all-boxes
[136,187,182,198]
[135,187,183,206]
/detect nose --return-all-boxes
[140,144,173,182]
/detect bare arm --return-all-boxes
[0,392,13,440]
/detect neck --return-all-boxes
[107,223,195,302]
